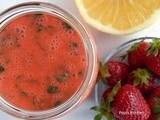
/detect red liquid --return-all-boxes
[0,14,87,110]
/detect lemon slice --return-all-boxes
[75,0,160,35]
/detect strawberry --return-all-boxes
[98,61,129,87]
[101,88,112,101]
[112,84,151,120]
[127,68,155,96]
[144,38,160,79]
[126,41,148,70]
[148,113,158,120]
[91,82,150,120]
[91,81,121,120]
[148,86,160,120]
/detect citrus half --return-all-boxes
[75,0,160,35]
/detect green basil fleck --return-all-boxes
[48,25,54,29]
[63,22,72,30]
[35,14,43,17]
[54,100,62,107]
[55,72,68,82]
[47,86,58,94]
[21,91,27,97]
[13,37,20,47]
[0,65,5,73]
[70,43,78,48]
[37,25,43,32]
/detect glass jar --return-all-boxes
[0,2,98,119]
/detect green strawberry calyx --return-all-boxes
[152,97,160,119]
[132,68,151,87]
[147,38,160,57]
[128,41,143,53]
[91,81,121,120]
[120,40,144,60]
[97,62,111,83]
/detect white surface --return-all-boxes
[0,0,160,120]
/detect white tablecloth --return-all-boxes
[0,0,160,120]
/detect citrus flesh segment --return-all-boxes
[75,0,160,35]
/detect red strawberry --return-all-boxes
[98,61,129,87]
[91,82,150,120]
[148,113,158,120]
[148,86,160,120]
[112,84,151,120]
[127,68,155,96]
[144,39,160,79]
[101,88,112,101]
[91,81,121,120]
[126,41,148,70]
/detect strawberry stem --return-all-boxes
[152,105,160,113]
[157,114,160,120]
[147,38,160,57]
[94,113,102,120]
[154,97,160,104]
[91,81,121,120]
[128,41,143,53]
[120,40,144,60]
[152,97,160,113]
[132,68,151,86]
[97,62,110,83]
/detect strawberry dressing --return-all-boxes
[0,13,87,110]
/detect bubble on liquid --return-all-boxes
[33,99,40,105]
[0,57,4,64]
[40,82,45,86]
[29,74,33,78]
[70,50,79,57]
[79,56,86,66]
[30,92,34,96]
[49,38,62,51]
[2,37,17,48]
[39,92,46,98]
[48,54,55,62]
[72,73,77,78]
[65,63,76,72]
[35,14,47,26]
[13,75,16,79]
[66,30,73,35]
[52,80,59,85]
[0,76,6,82]
[64,53,69,57]
[11,85,15,89]
[71,83,75,87]
[51,46,55,51]
[14,26,26,33]
[9,95,15,99]
[63,83,68,88]
[14,26,26,39]
[54,97,58,101]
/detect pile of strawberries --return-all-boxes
[92,38,160,120]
